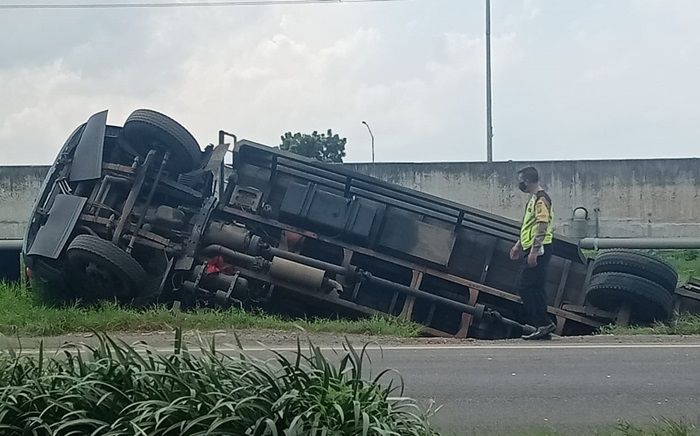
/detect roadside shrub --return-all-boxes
[0,330,439,435]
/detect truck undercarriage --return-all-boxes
[22,109,689,339]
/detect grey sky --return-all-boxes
[1,0,699,165]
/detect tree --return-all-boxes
[279,129,346,163]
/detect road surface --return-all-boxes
[372,343,700,434]
[5,333,700,434]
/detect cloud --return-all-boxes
[0,0,699,165]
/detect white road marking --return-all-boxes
[5,342,700,355]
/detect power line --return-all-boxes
[0,0,407,9]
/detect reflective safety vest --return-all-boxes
[520,191,554,250]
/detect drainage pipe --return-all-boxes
[0,240,22,251]
[579,237,700,250]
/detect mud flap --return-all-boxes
[69,110,107,182]
[27,194,87,259]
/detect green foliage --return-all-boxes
[615,418,697,436]
[599,313,700,336]
[652,250,700,283]
[0,283,421,337]
[280,130,347,163]
[0,331,439,435]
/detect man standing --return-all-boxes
[510,167,557,340]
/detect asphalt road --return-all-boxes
[366,343,700,434]
[6,334,700,434]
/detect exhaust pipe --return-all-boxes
[200,244,334,292]
[204,222,261,254]
[269,257,326,289]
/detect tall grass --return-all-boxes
[0,330,439,435]
[599,313,700,336]
[0,282,421,337]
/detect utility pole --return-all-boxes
[485,0,494,162]
[362,121,375,163]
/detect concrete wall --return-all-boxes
[0,166,48,240]
[346,158,700,238]
[0,158,698,241]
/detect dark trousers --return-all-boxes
[517,245,553,328]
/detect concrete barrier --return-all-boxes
[346,158,700,239]
[1,157,699,243]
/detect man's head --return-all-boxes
[517,166,539,194]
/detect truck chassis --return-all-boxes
[22,110,684,339]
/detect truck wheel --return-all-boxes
[591,250,678,293]
[66,234,146,302]
[28,258,72,305]
[585,272,674,323]
[122,109,201,174]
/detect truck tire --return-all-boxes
[592,250,678,293]
[66,234,147,301]
[122,109,201,174]
[586,272,674,323]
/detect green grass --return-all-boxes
[614,418,698,436]
[0,330,439,435]
[0,282,421,337]
[653,250,700,284]
[468,418,699,436]
[599,312,700,336]
[583,249,700,284]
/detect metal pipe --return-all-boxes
[363,272,534,334]
[202,245,330,291]
[594,208,600,238]
[326,278,344,294]
[103,174,132,185]
[361,121,375,164]
[266,246,351,277]
[0,240,22,251]
[485,0,494,162]
[364,272,483,317]
[269,257,326,289]
[264,246,533,332]
[579,237,700,250]
[201,245,263,270]
[205,222,251,252]
[218,130,237,146]
[92,175,131,216]
[194,265,249,295]
[203,244,533,333]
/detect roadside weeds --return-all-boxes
[598,313,700,336]
[0,282,421,338]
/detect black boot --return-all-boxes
[522,323,556,340]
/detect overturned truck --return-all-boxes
[22,110,681,339]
